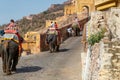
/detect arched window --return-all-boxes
[82,6,89,16]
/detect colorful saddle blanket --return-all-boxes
[4,30,17,34]
[47,28,58,35]
[3,33,19,43]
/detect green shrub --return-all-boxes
[88,28,106,46]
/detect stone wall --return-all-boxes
[107,8,120,39]
[87,8,120,39]
[64,4,76,15]
[98,39,120,80]
[82,8,120,80]
[82,43,101,80]
[82,39,120,80]
[88,11,106,35]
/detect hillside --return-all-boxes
[0,4,65,36]
[18,4,64,36]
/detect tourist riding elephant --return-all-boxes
[0,36,19,75]
[46,34,59,53]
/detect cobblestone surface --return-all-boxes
[0,37,82,80]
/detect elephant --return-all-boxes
[46,34,59,53]
[72,23,81,36]
[0,38,19,75]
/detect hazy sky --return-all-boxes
[0,0,66,25]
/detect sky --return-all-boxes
[0,0,66,25]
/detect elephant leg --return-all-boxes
[11,53,18,72]
[6,56,12,75]
[2,64,6,73]
[2,53,6,73]
[77,28,80,36]
[50,42,55,53]
[55,45,59,52]
[52,43,55,52]
[49,42,53,53]
[53,35,57,52]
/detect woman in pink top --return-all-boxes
[7,19,16,29]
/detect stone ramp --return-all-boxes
[0,37,83,80]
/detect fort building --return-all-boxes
[75,0,95,14]
[64,0,76,15]
[46,0,95,28]
[64,0,95,16]
[95,0,120,11]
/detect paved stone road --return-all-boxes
[0,37,83,80]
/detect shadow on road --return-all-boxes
[59,49,69,52]
[16,66,42,73]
